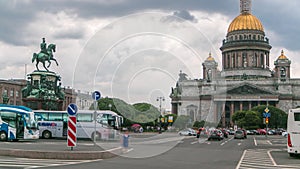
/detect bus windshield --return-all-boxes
[25,112,39,130]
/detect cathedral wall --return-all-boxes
[278,100,293,113]
[278,83,292,95]
[199,100,213,122]
[291,83,300,96]
[177,100,201,121]
[179,81,199,97]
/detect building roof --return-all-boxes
[227,13,264,33]
[277,50,288,60]
[206,52,215,61]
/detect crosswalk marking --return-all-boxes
[0,157,102,169]
[236,149,300,169]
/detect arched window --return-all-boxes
[260,54,264,68]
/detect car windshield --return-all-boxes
[236,130,243,134]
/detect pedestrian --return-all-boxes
[122,130,130,151]
[197,128,202,138]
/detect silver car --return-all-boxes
[178,128,197,136]
[234,130,245,139]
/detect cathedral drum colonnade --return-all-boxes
[170,0,299,127]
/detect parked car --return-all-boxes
[257,129,267,135]
[208,130,224,141]
[234,130,245,139]
[178,128,197,136]
[282,131,288,137]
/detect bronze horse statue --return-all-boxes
[32,44,59,71]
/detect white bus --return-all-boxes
[287,108,300,157]
[0,105,39,141]
[34,110,123,140]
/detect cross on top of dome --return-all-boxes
[240,0,252,14]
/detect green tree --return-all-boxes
[193,120,205,128]
[97,97,162,127]
[251,105,287,129]
[243,111,260,129]
[232,111,246,128]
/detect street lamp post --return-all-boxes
[156,96,165,115]
[157,97,165,134]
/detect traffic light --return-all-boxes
[265,117,269,124]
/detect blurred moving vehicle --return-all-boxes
[234,130,245,139]
[178,128,196,136]
[208,130,224,141]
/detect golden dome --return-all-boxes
[278,50,288,60]
[228,13,264,33]
[206,52,215,61]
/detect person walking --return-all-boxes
[122,129,130,152]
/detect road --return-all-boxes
[0,134,299,169]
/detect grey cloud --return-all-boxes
[0,0,300,52]
[53,27,86,40]
[163,10,198,23]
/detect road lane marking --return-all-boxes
[0,157,102,169]
[267,140,273,145]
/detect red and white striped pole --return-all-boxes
[68,116,77,149]
[67,103,78,150]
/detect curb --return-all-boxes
[0,147,122,160]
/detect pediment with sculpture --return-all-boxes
[226,83,276,95]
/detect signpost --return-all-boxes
[67,103,78,150]
[92,91,101,143]
[263,107,271,137]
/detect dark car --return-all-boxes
[208,130,223,141]
[221,129,229,138]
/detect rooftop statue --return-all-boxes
[32,38,59,71]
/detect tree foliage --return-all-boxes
[232,110,260,129]
[97,97,160,126]
[251,105,287,128]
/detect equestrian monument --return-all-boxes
[22,38,65,110]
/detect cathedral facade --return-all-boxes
[170,0,300,127]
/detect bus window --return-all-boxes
[62,113,68,122]
[38,113,49,121]
[1,111,16,128]
[294,113,300,121]
[48,113,63,121]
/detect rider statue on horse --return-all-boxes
[32,38,59,71]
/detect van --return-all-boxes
[287,109,300,157]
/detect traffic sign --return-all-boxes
[67,103,78,116]
[92,91,101,101]
[264,107,269,113]
[263,112,271,118]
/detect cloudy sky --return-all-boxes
[1,0,300,110]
